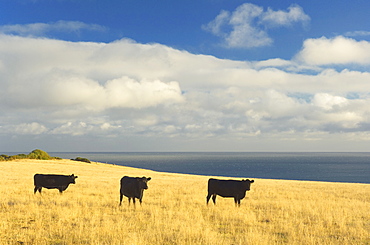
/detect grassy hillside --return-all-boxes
[1,159,369,244]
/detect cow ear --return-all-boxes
[147,177,151,181]
[250,180,254,183]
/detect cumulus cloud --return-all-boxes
[203,3,310,48]
[0,35,184,112]
[295,36,370,65]
[1,33,370,151]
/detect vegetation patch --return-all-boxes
[71,157,91,163]
[0,149,61,161]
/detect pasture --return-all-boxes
[1,159,369,244]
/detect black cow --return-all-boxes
[206,178,254,206]
[120,176,151,206]
[34,174,78,194]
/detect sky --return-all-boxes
[1,0,370,152]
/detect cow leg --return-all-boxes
[128,197,131,206]
[34,186,41,194]
[212,194,217,204]
[206,194,212,205]
[139,198,143,206]
[119,194,123,206]
[132,198,136,207]
[234,198,241,207]
[58,188,63,194]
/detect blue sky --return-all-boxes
[3,0,369,60]
[1,0,370,152]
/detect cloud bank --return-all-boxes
[1,32,370,151]
[203,3,310,48]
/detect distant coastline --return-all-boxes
[3,151,370,184]
[46,152,370,184]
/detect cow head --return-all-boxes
[70,174,78,184]
[242,179,254,191]
[137,176,151,189]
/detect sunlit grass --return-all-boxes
[1,159,369,244]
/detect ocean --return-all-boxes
[50,152,370,184]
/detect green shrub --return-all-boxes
[0,150,61,161]
[0,155,10,161]
[10,154,28,160]
[27,149,52,160]
[72,157,91,163]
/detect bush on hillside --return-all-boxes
[9,154,28,160]
[27,149,52,160]
[72,157,91,163]
[0,155,8,161]
[0,150,61,161]
[0,155,10,161]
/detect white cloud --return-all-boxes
[253,58,292,68]
[0,35,184,112]
[226,3,272,48]
[49,121,123,136]
[261,4,310,27]
[295,36,370,65]
[203,3,309,48]
[0,20,106,37]
[311,93,348,110]
[345,31,370,37]
[1,33,370,151]
[104,77,184,109]
[203,10,230,37]
[1,122,48,135]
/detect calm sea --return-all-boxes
[48,152,370,184]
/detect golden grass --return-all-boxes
[1,159,369,245]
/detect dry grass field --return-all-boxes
[1,159,369,245]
